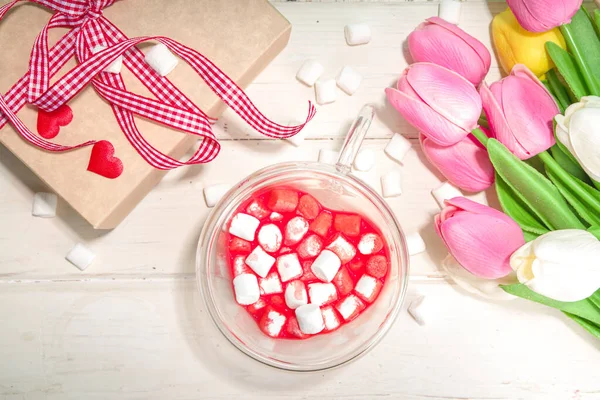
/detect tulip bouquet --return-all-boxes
[386,2,600,340]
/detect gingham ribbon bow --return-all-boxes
[0,0,316,170]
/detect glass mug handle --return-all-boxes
[335,104,375,175]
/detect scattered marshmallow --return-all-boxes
[145,43,178,76]
[381,170,403,198]
[285,280,308,309]
[319,149,339,165]
[358,233,383,255]
[203,183,231,208]
[258,224,283,253]
[233,255,252,276]
[315,78,337,105]
[91,45,123,74]
[246,199,270,220]
[260,271,283,295]
[295,304,325,334]
[308,282,338,306]
[65,243,96,271]
[326,233,357,264]
[335,294,366,321]
[260,307,287,337]
[311,249,342,282]
[276,253,303,282]
[284,216,309,246]
[406,232,426,256]
[336,66,362,95]
[385,133,412,164]
[270,212,283,222]
[32,192,57,218]
[287,126,307,147]
[344,23,371,46]
[408,295,432,326]
[432,182,462,209]
[245,246,276,278]
[354,275,383,303]
[353,148,375,172]
[322,306,342,331]
[296,60,324,87]
[439,0,462,24]
[233,273,260,305]
[229,213,260,241]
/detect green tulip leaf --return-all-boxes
[495,173,548,236]
[487,139,585,231]
[501,284,600,326]
[550,143,591,184]
[546,69,570,113]
[523,231,539,243]
[546,42,588,100]
[588,225,600,240]
[564,312,600,339]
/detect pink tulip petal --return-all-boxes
[386,87,470,146]
[408,23,488,86]
[444,197,518,225]
[440,212,523,279]
[426,17,491,77]
[406,63,482,132]
[397,73,420,98]
[507,0,582,32]
[511,64,555,94]
[422,134,495,192]
[502,75,557,158]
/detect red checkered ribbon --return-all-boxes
[0,0,316,169]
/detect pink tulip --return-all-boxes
[507,0,582,32]
[408,17,491,86]
[435,197,525,279]
[421,132,495,193]
[480,64,557,160]
[386,63,482,146]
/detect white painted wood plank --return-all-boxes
[0,138,492,279]
[0,280,598,400]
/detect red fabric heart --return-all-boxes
[37,104,73,139]
[87,140,124,179]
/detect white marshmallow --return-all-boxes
[246,199,269,219]
[408,295,433,326]
[308,282,338,306]
[203,183,231,208]
[262,308,287,337]
[32,192,57,218]
[311,250,341,283]
[285,280,308,309]
[229,213,260,241]
[315,79,337,105]
[145,43,178,77]
[296,60,324,87]
[295,304,325,334]
[335,294,365,321]
[354,274,382,303]
[353,148,375,172]
[406,232,427,256]
[233,273,260,305]
[91,45,123,74]
[439,0,462,24]
[276,253,303,282]
[381,170,403,198]
[260,271,283,295]
[321,306,342,331]
[318,149,339,165]
[284,216,309,246]
[270,212,283,222]
[336,66,362,95]
[344,23,371,46]
[258,224,282,253]
[326,234,357,264]
[432,182,462,209]
[286,126,307,147]
[245,246,276,278]
[232,255,252,277]
[358,233,381,255]
[385,133,412,164]
[65,243,95,271]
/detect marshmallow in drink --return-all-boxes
[285,280,308,309]
[295,304,325,334]
[308,282,338,306]
[310,249,342,283]
[344,23,371,46]
[335,294,365,321]
[203,183,231,208]
[245,246,276,278]
[381,170,403,198]
[385,133,412,164]
[284,216,309,246]
[258,224,283,253]
[354,274,383,303]
[32,192,57,218]
[315,79,337,105]
[260,271,283,295]
[145,43,179,76]
[439,0,462,24]
[229,213,260,241]
[233,273,260,305]
[276,253,303,282]
[336,66,362,95]
[321,305,342,331]
[65,243,96,271]
[353,148,375,172]
[91,45,123,74]
[406,232,427,256]
[432,182,462,209]
[296,60,324,87]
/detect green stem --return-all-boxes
[546,69,570,113]
[560,24,600,96]
[471,127,488,146]
[477,117,489,129]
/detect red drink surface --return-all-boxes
[226,187,389,339]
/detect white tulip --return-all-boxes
[441,255,516,301]
[555,96,600,182]
[510,230,600,302]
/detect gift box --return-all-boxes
[0,0,293,229]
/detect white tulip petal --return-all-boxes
[568,108,600,181]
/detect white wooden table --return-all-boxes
[1,1,599,399]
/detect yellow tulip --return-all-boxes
[492,8,567,77]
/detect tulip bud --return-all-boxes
[435,197,525,279]
[506,0,582,33]
[510,230,600,302]
[386,63,482,146]
[492,9,567,77]
[408,17,491,86]
[480,64,557,160]
[555,96,600,182]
